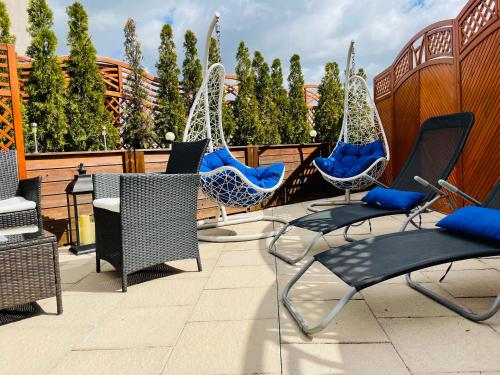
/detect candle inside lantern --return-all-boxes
[78,215,92,245]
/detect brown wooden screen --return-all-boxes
[373,0,499,207]
[0,44,25,177]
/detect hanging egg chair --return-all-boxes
[308,41,390,211]
[183,14,286,242]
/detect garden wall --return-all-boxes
[26,143,337,245]
[374,0,499,208]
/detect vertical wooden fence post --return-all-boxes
[6,44,26,178]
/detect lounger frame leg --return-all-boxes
[197,206,288,242]
[268,226,323,265]
[406,273,500,321]
[282,258,358,334]
[343,220,372,242]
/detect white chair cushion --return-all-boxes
[0,196,37,214]
[93,198,120,213]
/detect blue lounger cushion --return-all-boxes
[362,187,425,210]
[200,147,284,189]
[314,140,385,179]
[436,206,500,245]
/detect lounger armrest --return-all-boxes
[93,173,121,200]
[438,179,482,206]
[365,175,389,189]
[414,176,445,196]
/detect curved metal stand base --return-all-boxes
[406,273,500,321]
[307,198,363,212]
[307,190,362,212]
[282,259,358,334]
[268,224,323,265]
[197,215,288,242]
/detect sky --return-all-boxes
[46,0,465,85]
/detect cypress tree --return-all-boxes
[270,58,292,144]
[0,0,15,43]
[314,62,344,143]
[356,67,367,79]
[65,2,117,151]
[206,36,235,143]
[252,51,280,144]
[222,101,236,145]
[182,30,202,113]
[287,54,309,143]
[155,24,185,143]
[232,41,261,145]
[25,0,67,151]
[208,37,220,66]
[122,18,153,149]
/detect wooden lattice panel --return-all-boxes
[426,27,453,58]
[374,71,391,99]
[394,50,412,82]
[460,0,497,47]
[0,44,25,176]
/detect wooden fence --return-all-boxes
[17,56,318,130]
[373,0,499,206]
[26,144,336,245]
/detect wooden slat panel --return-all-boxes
[373,0,499,213]
[392,73,420,176]
[460,29,500,202]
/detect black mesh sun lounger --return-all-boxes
[283,182,500,334]
[269,112,475,264]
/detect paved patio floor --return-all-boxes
[1,196,499,374]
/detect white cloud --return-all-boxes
[46,0,465,85]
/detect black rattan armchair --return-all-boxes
[92,139,208,292]
[0,150,42,230]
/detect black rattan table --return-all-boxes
[0,228,62,314]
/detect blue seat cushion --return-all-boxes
[362,187,425,210]
[436,206,500,245]
[314,140,385,178]
[200,147,284,189]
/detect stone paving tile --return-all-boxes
[205,264,276,289]
[0,323,93,375]
[163,319,280,375]
[481,257,500,271]
[76,305,192,349]
[277,274,363,301]
[422,269,500,298]
[457,297,500,334]
[199,238,271,251]
[190,286,278,321]
[30,293,123,327]
[58,255,96,284]
[380,317,500,373]
[119,277,207,307]
[281,343,410,374]
[280,300,389,344]
[49,347,171,375]
[216,248,275,266]
[362,282,458,317]
[276,255,334,276]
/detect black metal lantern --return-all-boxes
[66,163,95,255]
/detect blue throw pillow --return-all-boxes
[436,206,500,244]
[362,187,425,210]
